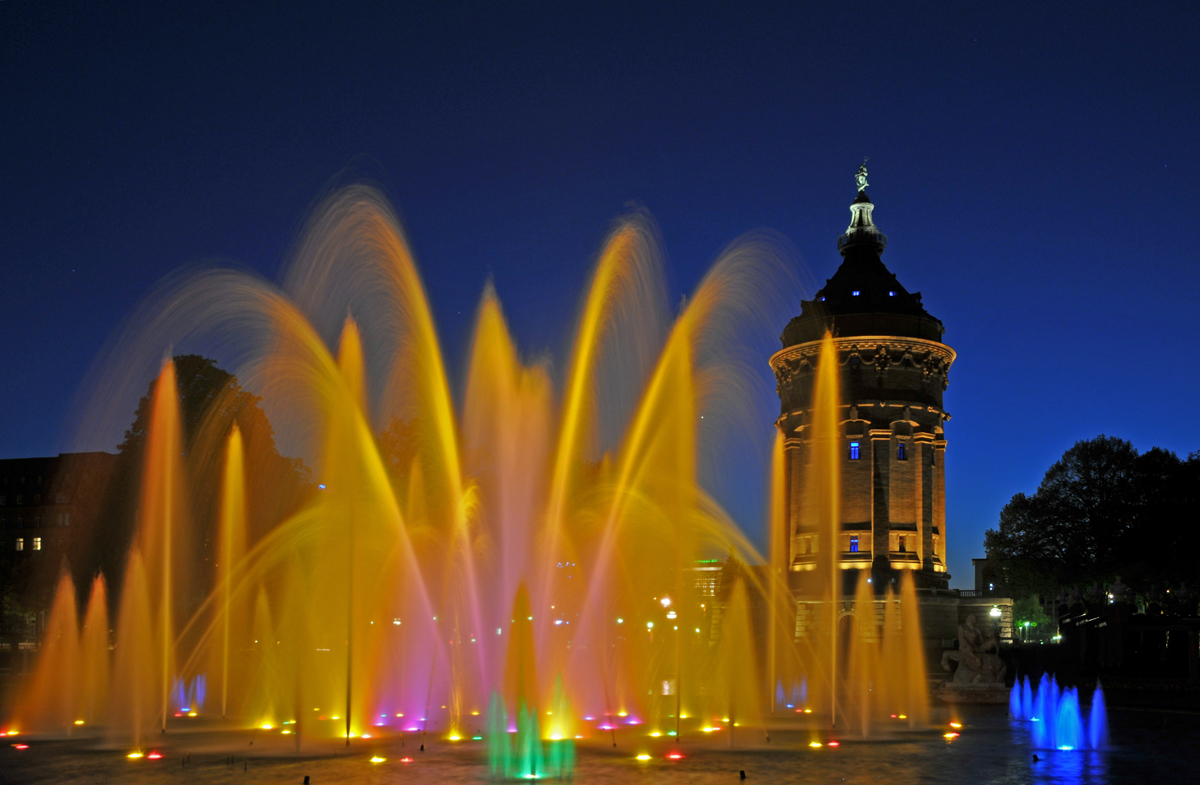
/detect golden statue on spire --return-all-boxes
[855,158,869,192]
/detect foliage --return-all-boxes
[81,355,310,616]
[1011,595,1054,641]
[985,435,1200,599]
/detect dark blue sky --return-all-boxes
[2,1,1197,586]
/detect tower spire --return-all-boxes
[839,160,887,254]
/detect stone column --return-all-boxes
[870,429,891,577]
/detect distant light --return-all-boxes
[944,732,959,739]
[660,597,672,608]
[888,291,895,296]
[949,722,963,729]
[393,619,401,625]
[370,756,386,763]
[667,752,684,759]
[898,714,907,719]
[13,744,29,750]
[127,751,144,759]
[867,578,872,584]
[318,484,327,490]
[646,622,654,629]
[261,724,273,730]
[827,740,840,747]
[616,618,624,624]
[400,756,414,763]
[636,754,651,761]
[851,290,860,296]
[989,607,1002,618]
[147,752,163,760]
[1058,746,1074,751]
[473,736,483,740]
[74,720,85,725]
[650,731,661,737]
[666,611,676,619]
[448,734,461,741]
[554,619,564,625]
[809,741,823,748]
[497,628,502,634]
[667,731,677,736]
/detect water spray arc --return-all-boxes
[5,184,932,754]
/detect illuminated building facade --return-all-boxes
[771,174,954,591]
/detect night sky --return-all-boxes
[2,1,1198,586]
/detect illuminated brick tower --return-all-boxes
[771,166,954,590]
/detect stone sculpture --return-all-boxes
[941,613,1006,685]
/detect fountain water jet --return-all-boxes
[5,184,937,756]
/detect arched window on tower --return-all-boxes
[897,442,907,461]
[849,442,860,460]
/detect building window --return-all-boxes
[850,536,859,553]
[897,442,907,461]
[32,537,41,551]
[898,536,907,552]
[805,537,812,555]
[15,538,23,552]
[849,442,860,460]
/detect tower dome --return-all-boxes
[781,188,944,347]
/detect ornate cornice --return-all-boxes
[769,335,956,392]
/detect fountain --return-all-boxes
[4,185,934,767]
[1010,673,1108,750]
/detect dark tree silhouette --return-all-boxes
[985,435,1200,599]
[83,355,310,617]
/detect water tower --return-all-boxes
[771,165,954,593]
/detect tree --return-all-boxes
[82,355,310,617]
[1011,596,1053,643]
[985,435,1200,600]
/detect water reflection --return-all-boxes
[1031,749,1108,785]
